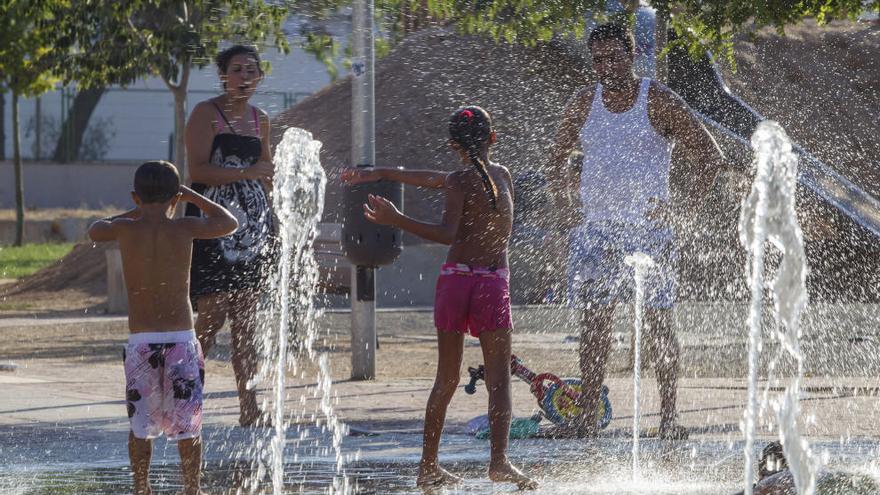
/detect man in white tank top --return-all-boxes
[547,23,726,439]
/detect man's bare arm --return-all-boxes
[547,88,592,227]
[652,84,726,203]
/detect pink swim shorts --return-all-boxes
[434,263,513,337]
[123,330,204,440]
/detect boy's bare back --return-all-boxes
[113,216,200,333]
[446,164,514,269]
[89,165,238,334]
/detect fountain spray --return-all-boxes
[739,120,818,495]
[249,127,344,494]
[625,252,656,481]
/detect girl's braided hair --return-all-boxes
[449,106,498,209]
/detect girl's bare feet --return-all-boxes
[416,462,463,488]
[489,460,538,491]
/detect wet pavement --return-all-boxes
[1,304,879,493]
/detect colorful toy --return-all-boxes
[464,354,612,430]
[467,413,542,439]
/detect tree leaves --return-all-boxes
[419,0,879,66]
[60,0,291,89]
[0,0,65,96]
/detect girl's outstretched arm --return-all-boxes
[342,167,448,189]
[362,174,464,245]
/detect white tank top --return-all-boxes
[579,78,673,226]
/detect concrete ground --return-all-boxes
[1,304,879,493]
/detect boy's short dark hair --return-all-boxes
[588,23,635,55]
[134,161,180,204]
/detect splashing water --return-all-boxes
[248,127,342,494]
[739,121,818,495]
[625,251,655,482]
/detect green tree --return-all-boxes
[431,0,879,78]
[0,1,65,246]
[306,1,877,83]
[296,0,440,79]
[64,0,291,177]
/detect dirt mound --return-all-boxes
[0,242,108,312]
[275,22,879,231]
[272,28,590,234]
[720,20,880,301]
[722,19,880,195]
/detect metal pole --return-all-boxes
[0,88,6,161]
[67,88,75,160]
[34,96,41,160]
[350,0,377,380]
[60,89,67,161]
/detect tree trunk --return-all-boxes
[165,61,190,183]
[0,88,6,161]
[34,96,41,160]
[53,86,106,163]
[173,86,187,181]
[12,91,24,247]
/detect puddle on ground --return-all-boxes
[3,439,878,494]
[0,463,738,494]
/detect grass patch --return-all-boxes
[0,301,35,311]
[0,243,74,279]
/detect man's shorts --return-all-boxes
[434,263,513,337]
[123,330,204,440]
[567,222,677,310]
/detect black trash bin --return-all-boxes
[342,167,404,270]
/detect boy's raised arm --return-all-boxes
[177,186,239,239]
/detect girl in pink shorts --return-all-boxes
[342,106,537,490]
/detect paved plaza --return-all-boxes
[1,304,879,493]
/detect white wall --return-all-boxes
[0,161,139,209]
[0,14,351,163]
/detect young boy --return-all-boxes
[88,160,238,495]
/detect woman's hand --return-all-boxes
[363,194,401,226]
[246,160,274,182]
[342,167,384,185]
[260,177,274,193]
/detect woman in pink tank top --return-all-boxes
[184,44,276,427]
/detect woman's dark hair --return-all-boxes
[588,23,635,55]
[134,160,180,204]
[216,44,263,75]
[449,106,498,209]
